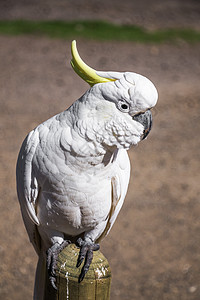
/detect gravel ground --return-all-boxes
[0,1,200,299]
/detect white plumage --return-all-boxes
[16,41,158,299]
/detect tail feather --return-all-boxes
[34,253,46,300]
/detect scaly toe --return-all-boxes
[76,238,100,282]
[47,240,71,289]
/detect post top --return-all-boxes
[56,243,111,281]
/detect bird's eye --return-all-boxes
[117,101,130,113]
[121,104,128,110]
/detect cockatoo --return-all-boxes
[16,40,158,299]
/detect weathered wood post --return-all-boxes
[44,244,111,300]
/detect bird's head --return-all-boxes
[70,40,158,151]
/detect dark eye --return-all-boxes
[121,103,128,110]
[117,101,129,112]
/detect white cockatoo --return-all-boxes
[16,40,158,299]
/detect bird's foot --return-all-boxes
[47,240,71,289]
[76,237,100,283]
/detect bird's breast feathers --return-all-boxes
[26,117,129,234]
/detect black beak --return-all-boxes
[132,110,152,140]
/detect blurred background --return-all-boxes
[0,0,200,299]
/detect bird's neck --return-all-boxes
[65,147,118,174]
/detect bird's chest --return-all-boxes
[34,142,117,234]
[36,158,113,234]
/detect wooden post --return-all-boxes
[44,244,112,300]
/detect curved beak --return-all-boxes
[132,110,152,140]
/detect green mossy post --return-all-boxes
[44,243,111,300]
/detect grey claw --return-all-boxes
[76,238,100,282]
[47,240,71,289]
[49,275,58,290]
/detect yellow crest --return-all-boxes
[71,40,115,86]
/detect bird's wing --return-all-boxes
[97,149,130,242]
[16,128,41,254]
